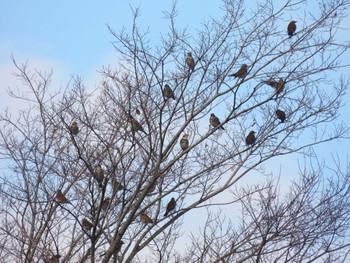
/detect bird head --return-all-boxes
[242,64,248,68]
[210,113,215,117]
[164,84,170,88]
[182,134,189,139]
[187,52,192,56]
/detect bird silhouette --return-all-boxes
[56,190,70,204]
[140,212,154,224]
[229,64,248,78]
[245,131,256,146]
[111,178,126,192]
[163,84,176,100]
[164,197,176,217]
[186,52,195,71]
[129,115,147,134]
[70,122,79,135]
[82,218,93,231]
[288,21,297,38]
[210,113,225,130]
[180,134,189,151]
[262,78,285,97]
[94,165,104,188]
[276,109,286,123]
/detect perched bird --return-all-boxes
[287,21,297,38]
[82,218,93,231]
[140,212,154,224]
[111,178,126,192]
[69,122,79,135]
[245,131,256,146]
[94,165,104,188]
[129,115,147,134]
[186,52,195,71]
[56,190,70,204]
[276,109,286,123]
[230,64,248,79]
[164,197,176,217]
[179,134,189,151]
[136,108,141,115]
[210,113,225,130]
[163,84,176,100]
[262,78,285,96]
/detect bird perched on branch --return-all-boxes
[111,178,126,192]
[56,190,70,204]
[186,52,195,71]
[94,165,104,188]
[180,134,189,151]
[140,212,154,224]
[210,113,225,130]
[276,109,286,123]
[164,197,176,217]
[229,64,248,79]
[163,84,175,100]
[82,218,93,231]
[245,131,256,146]
[288,21,297,38]
[129,115,147,134]
[69,122,79,135]
[101,197,111,211]
[262,78,285,97]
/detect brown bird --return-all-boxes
[210,113,225,130]
[56,190,70,204]
[186,52,195,71]
[140,212,154,224]
[245,131,256,146]
[164,197,176,217]
[179,134,189,151]
[288,21,297,38]
[129,115,147,134]
[163,84,176,100]
[94,165,104,188]
[70,122,79,135]
[82,218,93,231]
[229,64,248,78]
[263,78,285,96]
[111,178,126,192]
[136,108,141,115]
[276,109,286,123]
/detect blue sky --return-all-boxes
[1,0,349,258]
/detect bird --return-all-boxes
[288,21,297,38]
[229,64,248,78]
[129,115,147,134]
[56,190,70,204]
[94,165,104,188]
[136,108,141,115]
[111,178,126,192]
[69,122,79,135]
[140,212,154,224]
[276,109,286,123]
[163,84,176,100]
[262,78,285,96]
[186,52,195,71]
[179,134,189,151]
[210,113,225,130]
[245,131,256,146]
[164,197,176,217]
[82,218,93,231]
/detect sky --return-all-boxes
[1,0,350,260]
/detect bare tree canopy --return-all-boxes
[0,0,350,262]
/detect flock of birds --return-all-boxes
[50,21,297,261]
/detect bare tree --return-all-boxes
[0,0,349,262]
